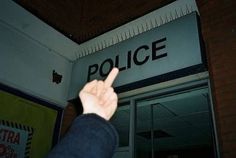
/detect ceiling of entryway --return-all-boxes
[14,0,175,44]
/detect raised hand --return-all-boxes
[79,68,119,120]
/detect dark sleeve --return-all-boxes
[46,114,119,158]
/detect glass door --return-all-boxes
[135,87,216,158]
[111,102,131,158]
[136,104,153,158]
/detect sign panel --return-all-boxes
[69,12,205,99]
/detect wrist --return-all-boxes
[83,111,109,121]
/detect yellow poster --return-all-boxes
[0,86,62,158]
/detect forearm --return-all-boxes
[46,114,118,158]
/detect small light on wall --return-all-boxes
[52,70,62,84]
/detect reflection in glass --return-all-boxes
[111,104,130,147]
[136,104,152,158]
[135,89,215,158]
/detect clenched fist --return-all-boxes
[79,68,119,120]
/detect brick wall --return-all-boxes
[60,103,77,138]
[196,0,236,157]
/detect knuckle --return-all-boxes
[91,79,97,83]
[79,91,83,97]
[93,80,98,85]
[109,87,114,92]
[113,93,118,100]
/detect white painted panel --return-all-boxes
[0,21,72,107]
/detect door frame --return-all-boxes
[117,75,220,158]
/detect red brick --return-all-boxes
[217,105,236,118]
[222,142,236,152]
[223,151,236,158]
[60,103,77,137]
[222,131,236,142]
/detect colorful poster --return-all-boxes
[0,84,62,158]
[0,120,33,157]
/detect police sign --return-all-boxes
[69,12,205,99]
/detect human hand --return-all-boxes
[79,68,119,120]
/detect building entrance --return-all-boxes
[111,79,218,158]
[135,87,215,158]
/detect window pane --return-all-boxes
[135,88,215,158]
[111,103,130,147]
[136,104,152,158]
[155,92,214,158]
